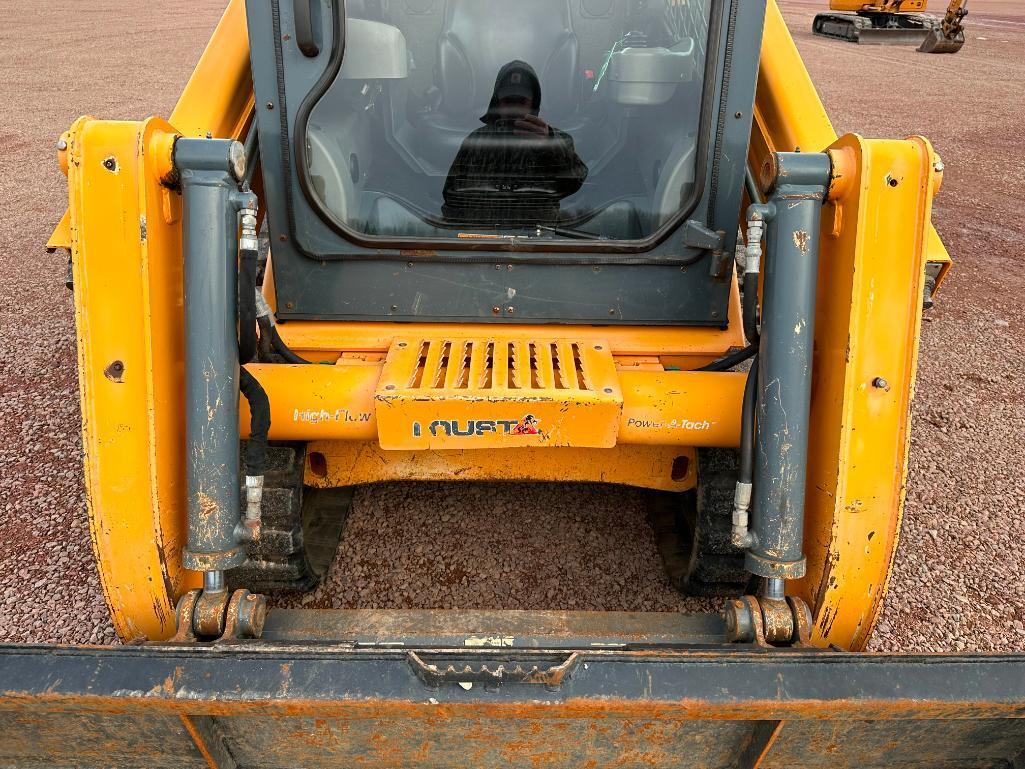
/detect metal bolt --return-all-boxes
[235,591,268,639]
[397,341,407,348]
[278,234,287,242]
[933,160,945,173]
[608,309,616,316]
[266,101,275,110]
[57,138,68,151]
[603,387,613,394]
[407,262,414,268]
[385,384,395,390]
[492,306,501,315]
[285,302,294,310]
[873,377,890,391]
[391,304,399,311]
[102,157,116,171]
[734,111,743,119]
[723,599,756,643]
[594,345,603,351]
[506,306,514,314]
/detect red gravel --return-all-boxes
[0,0,1021,651]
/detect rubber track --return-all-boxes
[228,443,350,593]
[649,448,748,597]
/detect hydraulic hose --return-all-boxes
[257,314,313,365]
[236,193,270,543]
[238,246,259,365]
[741,207,768,346]
[238,199,260,365]
[238,367,270,541]
[732,355,759,549]
[239,367,271,476]
[742,272,760,345]
[696,343,757,372]
[738,355,757,491]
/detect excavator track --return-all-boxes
[813,12,940,46]
[229,443,350,593]
[649,448,748,597]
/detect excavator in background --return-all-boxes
[814,0,968,52]
[1,0,1022,765]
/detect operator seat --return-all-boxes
[415,0,583,170]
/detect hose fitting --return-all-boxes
[240,204,259,254]
[239,474,264,542]
[732,481,757,549]
[744,214,765,278]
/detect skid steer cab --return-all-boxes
[24,0,1025,766]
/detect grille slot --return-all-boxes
[399,339,599,392]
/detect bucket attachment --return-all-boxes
[918,27,966,53]
[1,618,1024,768]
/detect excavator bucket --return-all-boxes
[918,27,966,53]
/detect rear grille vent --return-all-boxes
[404,339,597,392]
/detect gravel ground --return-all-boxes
[0,1,1022,651]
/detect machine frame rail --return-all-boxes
[1,638,1024,768]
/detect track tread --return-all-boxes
[228,443,350,593]
[650,448,748,597]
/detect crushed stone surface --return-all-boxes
[1,0,1022,651]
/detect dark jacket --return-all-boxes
[442,61,587,226]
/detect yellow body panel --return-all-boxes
[759,0,950,289]
[799,134,940,650]
[829,0,928,11]
[63,0,945,649]
[239,362,746,448]
[306,442,696,492]
[66,117,191,641]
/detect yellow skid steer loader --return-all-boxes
[3,0,1022,766]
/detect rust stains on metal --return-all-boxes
[793,230,810,256]
[197,492,218,517]
[2,693,1023,723]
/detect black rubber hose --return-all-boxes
[258,316,313,364]
[738,354,758,487]
[239,367,271,476]
[696,343,758,372]
[238,247,259,365]
[742,272,760,345]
